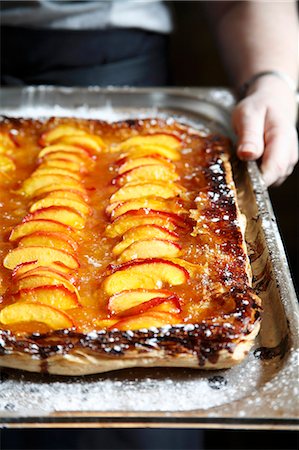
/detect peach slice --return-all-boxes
[39,158,85,173]
[3,246,79,270]
[118,155,175,174]
[123,224,179,241]
[0,154,16,172]
[30,197,91,217]
[105,209,187,238]
[38,144,93,160]
[34,167,81,181]
[122,145,181,162]
[21,174,84,197]
[103,258,189,295]
[117,133,181,150]
[112,164,179,186]
[39,125,87,146]
[13,266,73,282]
[95,318,119,329]
[24,206,85,230]
[16,275,79,297]
[33,185,88,201]
[107,288,175,315]
[166,258,200,277]
[0,131,17,150]
[0,302,75,330]
[117,295,182,317]
[18,232,78,254]
[117,239,182,263]
[12,262,73,279]
[112,225,179,256]
[15,285,80,310]
[107,197,181,219]
[40,151,91,165]
[59,135,105,152]
[111,311,181,331]
[9,219,75,242]
[110,181,185,203]
[44,190,88,203]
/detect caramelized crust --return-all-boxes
[0,117,261,374]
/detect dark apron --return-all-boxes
[0,23,205,450]
[1,26,169,86]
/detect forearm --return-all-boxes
[207,1,298,186]
[209,1,298,88]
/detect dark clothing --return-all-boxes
[2,428,204,450]
[1,26,169,86]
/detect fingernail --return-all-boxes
[238,144,257,160]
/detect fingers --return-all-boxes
[233,100,266,161]
[260,115,298,186]
[233,96,298,186]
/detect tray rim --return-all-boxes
[0,85,298,430]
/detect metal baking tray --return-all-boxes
[0,86,298,430]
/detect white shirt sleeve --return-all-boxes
[1,0,173,33]
[110,1,173,34]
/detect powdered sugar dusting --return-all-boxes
[0,348,296,418]
[0,87,298,424]
[0,351,272,414]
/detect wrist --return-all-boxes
[248,75,296,95]
[238,70,298,99]
[239,76,298,123]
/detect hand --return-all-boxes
[232,77,298,186]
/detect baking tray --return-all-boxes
[0,86,298,430]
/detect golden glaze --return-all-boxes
[0,117,261,372]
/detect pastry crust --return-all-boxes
[0,323,260,375]
[0,117,261,375]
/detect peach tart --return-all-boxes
[0,118,261,375]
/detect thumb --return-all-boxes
[233,102,266,161]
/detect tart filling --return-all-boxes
[0,118,261,374]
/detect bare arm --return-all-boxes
[206,1,298,185]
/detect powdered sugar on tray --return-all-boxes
[0,350,278,414]
[0,87,298,423]
[0,346,296,417]
[1,103,140,122]
[0,86,214,135]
